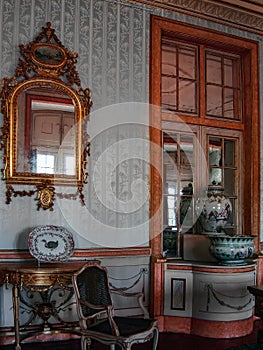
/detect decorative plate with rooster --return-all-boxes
[28,225,74,262]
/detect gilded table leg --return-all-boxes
[12,284,21,350]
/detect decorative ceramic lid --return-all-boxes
[28,225,74,263]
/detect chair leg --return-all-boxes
[152,328,159,350]
[87,337,92,350]
[81,336,86,350]
[81,336,91,350]
[109,344,115,350]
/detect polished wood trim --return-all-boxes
[167,264,192,271]
[0,247,151,261]
[127,0,263,35]
[256,256,263,285]
[242,45,260,250]
[73,248,151,257]
[161,113,245,131]
[151,15,259,49]
[166,263,256,273]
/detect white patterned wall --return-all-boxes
[0,0,262,249]
[0,0,153,249]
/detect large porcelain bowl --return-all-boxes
[209,235,255,265]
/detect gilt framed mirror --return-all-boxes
[0,22,92,210]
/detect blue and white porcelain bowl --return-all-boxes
[209,235,255,265]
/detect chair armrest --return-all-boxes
[110,289,149,318]
[80,298,108,311]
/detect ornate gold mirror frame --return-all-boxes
[0,22,92,210]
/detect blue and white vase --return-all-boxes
[199,186,232,233]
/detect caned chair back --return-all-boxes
[75,263,112,318]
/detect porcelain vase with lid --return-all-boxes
[199,186,232,233]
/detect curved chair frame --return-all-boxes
[72,260,158,350]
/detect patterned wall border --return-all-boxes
[126,0,263,35]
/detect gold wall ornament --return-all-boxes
[36,182,55,211]
[0,22,92,210]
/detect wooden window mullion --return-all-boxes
[199,45,205,120]
[222,56,225,119]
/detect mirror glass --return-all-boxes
[16,86,76,176]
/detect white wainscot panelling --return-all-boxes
[163,263,256,322]
[192,270,256,321]
[102,256,150,317]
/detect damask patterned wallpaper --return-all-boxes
[0,0,262,249]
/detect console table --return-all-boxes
[0,261,90,350]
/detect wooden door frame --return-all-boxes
[149,14,260,317]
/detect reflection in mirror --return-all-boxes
[17,87,76,176]
[162,131,195,258]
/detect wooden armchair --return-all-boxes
[72,261,158,350]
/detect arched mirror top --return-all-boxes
[0,22,92,210]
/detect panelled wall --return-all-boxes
[0,0,263,330]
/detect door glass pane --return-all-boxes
[224,168,235,196]
[161,39,197,115]
[224,88,234,118]
[178,80,196,113]
[163,133,178,195]
[178,47,196,79]
[207,85,222,116]
[180,134,194,192]
[164,195,178,227]
[180,181,194,230]
[163,195,178,227]
[162,76,177,111]
[224,140,235,166]
[162,44,177,76]
[163,131,195,244]
[180,196,193,227]
[206,51,241,120]
[209,137,222,166]
[224,58,233,86]
[228,198,236,227]
[209,168,222,186]
[206,54,221,84]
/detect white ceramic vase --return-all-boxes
[199,186,232,233]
